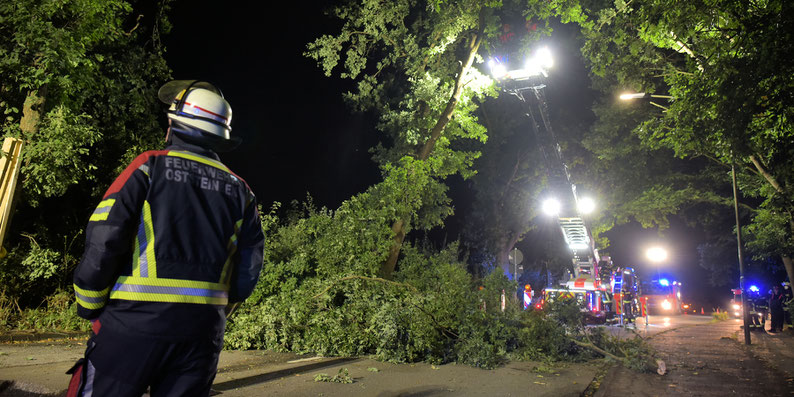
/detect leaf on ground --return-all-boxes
[367,367,379,372]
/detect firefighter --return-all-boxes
[68,80,264,396]
[621,282,635,323]
[754,288,769,330]
[746,287,765,330]
[770,284,786,332]
[783,282,793,329]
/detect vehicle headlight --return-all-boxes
[661,300,672,310]
[733,304,740,310]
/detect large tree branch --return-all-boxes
[749,154,784,193]
[417,31,483,160]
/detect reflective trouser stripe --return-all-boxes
[83,359,95,397]
[109,276,229,305]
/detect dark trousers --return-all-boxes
[770,307,784,331]
[75,327,222,397]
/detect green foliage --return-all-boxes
[305,0,556,278]
[314,368,353,384]
[13,290,89,332]
[19,105,101,206]
[0,288,15,328]
[575,0,794,281]
[0,0,172,307]
[226,197,654,370]
[585,327,657,372]
[712,311,729,321]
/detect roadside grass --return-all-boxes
[0,290,89,333]
[711,312,729,322]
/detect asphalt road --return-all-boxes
[596,315,794,396]
[0,314,741,397]
[603,313,716,337]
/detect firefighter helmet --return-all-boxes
[158,80,240,151]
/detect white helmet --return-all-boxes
[158,80,240,151]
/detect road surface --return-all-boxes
[596,315,794,396]
[601,313,715,337]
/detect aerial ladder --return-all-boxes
[490,49,636,321]
[491,51,599,282]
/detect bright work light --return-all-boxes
[541,198,561,216]
[488,59,507,79]
[489,47,554,80]
[577,197,595,214]
[646,247,668,262]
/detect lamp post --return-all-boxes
[619,91,751,345]
[619,92,674,111]
[732,162,751,345]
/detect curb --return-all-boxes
[0,332,88,343]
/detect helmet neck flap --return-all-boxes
[169,119,241,153]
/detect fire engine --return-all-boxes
[640,277,682,315]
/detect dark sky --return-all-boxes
[163,2,732,309]
[164,2,380,209]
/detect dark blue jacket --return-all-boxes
[73,141,264,340]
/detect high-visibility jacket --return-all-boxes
[73,141,264,340]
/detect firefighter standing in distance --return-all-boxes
[69,80,264,396]
[746,287,766,330]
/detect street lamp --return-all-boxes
[619,92,674,111]
[646,246,668,263]
[646,246,668,281]
[618,92,675,100]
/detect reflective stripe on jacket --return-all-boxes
[73,142,264,339]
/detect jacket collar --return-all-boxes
[166,135,221,161]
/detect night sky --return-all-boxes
[164,2,379,210]
[163,2,731,309]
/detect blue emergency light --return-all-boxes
[749,285,759,292]
[659,278,669,286]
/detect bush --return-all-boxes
[712,311,729,321]
[0,288,16,329]
[14,290,89,332]
[224,196,657,370]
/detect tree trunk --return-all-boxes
[781,256,794,291]
[20,88,46,137]
[379,32,484,279]
[498,232,520,278]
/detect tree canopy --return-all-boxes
[574,0,794,283]
[0,0,172,304]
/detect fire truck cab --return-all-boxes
[641,278,682,315]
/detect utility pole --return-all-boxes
[733,163,751,345]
